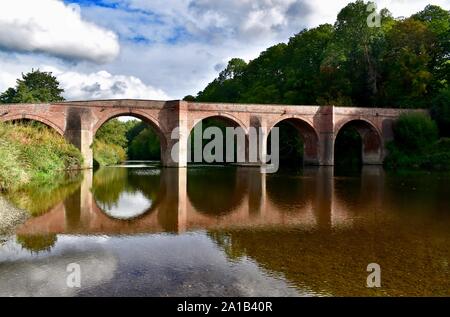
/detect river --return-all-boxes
[0,163,449,296]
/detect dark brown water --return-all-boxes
[0,164,449,296]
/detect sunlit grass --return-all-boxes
[0,121,83,192]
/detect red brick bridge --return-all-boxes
[0,100,419,167]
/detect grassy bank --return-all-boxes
[0,122,83,191]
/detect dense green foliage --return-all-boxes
[93,119,161,166]
[0,122,83,191]
[0,69,65,103]
[93,140,127,167]
[192,2,449,109]
[385,113,450,170]
[129,128,161,160]
[189,1,449,169]
[431,87,450,136]
[393,113,439,152]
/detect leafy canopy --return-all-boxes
[0,69,65,103]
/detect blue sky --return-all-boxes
[0,0,449,100]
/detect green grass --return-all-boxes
[0,122,83,191]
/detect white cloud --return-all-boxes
[0,0,449,100]
[306,0,450,26]
[49,68,170,100]
[0,53,170,101]
[74,0,449,98]
[0,0,120,63]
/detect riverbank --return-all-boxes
[0,196,28,236]
[385,139,450,171]
[0,122,83,192]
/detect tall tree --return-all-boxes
[380,18,435,108]
[0,69,65,103]
[412,5,450,91]
[321,0,393,106]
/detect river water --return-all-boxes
[0,164,449,296]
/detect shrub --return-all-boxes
[93,140,127,166]
[431,87,450,137]
[393,113,438,152]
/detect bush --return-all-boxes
[93,140,127,167]
[393,113,438,152]
[431,87,450,137]
[384,141,450,170]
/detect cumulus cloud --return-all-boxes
[1,0,449,100]
[48,68,170,100]
[0,53,171,101]
[0,0,120,63]
[72,0,449,98]
[111,0,312,44]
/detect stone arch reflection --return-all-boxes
[187,167,246,217]
[92,166,164,220]
[266,171,315,213]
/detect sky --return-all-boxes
[0,0,448,101]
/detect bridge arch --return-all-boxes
[267,116,320,165]
[188,112,248,134]
[187,114,248,164]
[334,119,383,165]
[1,114,64,136]
[93,109,165,137]
[93,109,168,162]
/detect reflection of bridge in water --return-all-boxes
[16,167,387,236]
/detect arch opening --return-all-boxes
[187,115,247,165]
[267,118,319,168]
[93,114,165,168]
[334,120,383,169]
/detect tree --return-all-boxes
[321,1,393,106]
[0,69,65,104]
[283,24,334,105]
[197,58,248,102]
[412,5,450,91]
[380,19,435,108]
[0,88,16,104]
[394,113,438,152]
[193,1,447,110]
[129,128,161,160]
[183,95,196,101]
[96,119,129,148]
[431,87,450,136]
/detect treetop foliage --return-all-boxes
[193,1,449,109]
[0,69,65,104]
